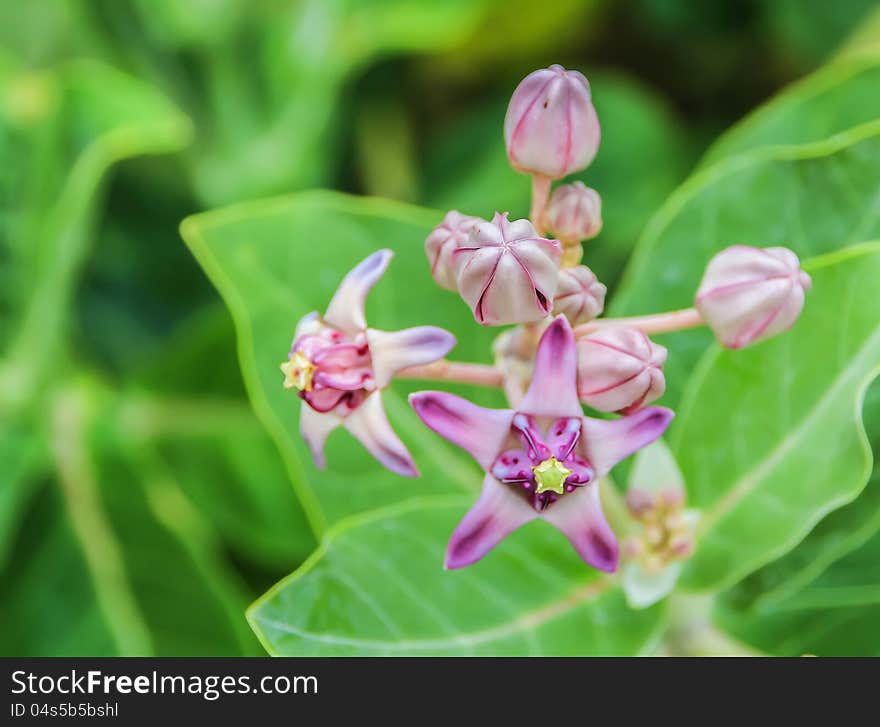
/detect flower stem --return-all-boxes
[530,174,552,235]
[396,360,504,387]
[574,307,704,338]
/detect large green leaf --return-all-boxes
[181,191,509,533]
[702,51,880,166]
[716,380,880,611]
[249,497,663,656]
[713,528,880,656]
[672,244,880,592]
[613,123,880,409]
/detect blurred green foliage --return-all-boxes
[1,0,879,655]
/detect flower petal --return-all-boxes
[622,561,682,609]
[323,249,393,336]
[343,392,418,478]
[445,474,538,569]
[580,407,674,478]
[490,448,534,482]
[409,391,513,470]
[519,316,582,418]
[545,417,583,460]
[367,326,456,388]
[299,403,342,469]
[541,483,618,572]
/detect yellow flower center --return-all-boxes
[281,352,317,392]
[532,456,572,495]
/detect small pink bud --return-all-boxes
[695,245,811,349]
[424,211,483,290]
[625,488,657,518]
[504,65,601,179]
[552,265,606,326]
[453,212,561,326]
[545,182,603,242]
[576,327,667,413]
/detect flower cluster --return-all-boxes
[279,65,812,581]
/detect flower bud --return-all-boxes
[695,245,811,349]
[552,265,606,326]
[504,65,601,179]
[424,210,482,290]
[453,212,561,326]
[576,327,666,413]
[545,182,603,243]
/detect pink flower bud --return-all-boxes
[504,65,601,179]
[576,328,667,413]
[424,210,483,290]
[545,182,603,242]
[453,212,561,326]
[552,265,606,326]
[695,245,812,349]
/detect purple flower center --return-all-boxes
[290,330,375,415]
[491,413,594,511]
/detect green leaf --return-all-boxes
[0,57,191,559]
[713,528,880,656]
[423,71,696,290]
[0,388,260,656]
[613,123,880,409]
[672,244,880,592]
[181,191,508,533]
[701,51,880,166]
[249,497,663,656]
[189,0,492,205]
[716,379,880,610]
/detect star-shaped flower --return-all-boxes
[410,316,673,570]
[284,249,456,477]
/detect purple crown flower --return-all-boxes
[283,250,455,477]
[411,317,673,571]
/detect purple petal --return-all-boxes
[541,484,618,572]
[299,404,342,469]
[580,407,674,478]
[323,249,393,336]
[545,417,583,460]
[445,474,538,569]
[343,392,418,478]
[519,316,582,418]
[313,343,373,390]
[367,326,456,388]
[409,391,513,470]
[511,413,550,461]
[490,448,534,482]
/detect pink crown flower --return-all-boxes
[453,212,561,326]
[695,245,812,349]
[411,317,673,571]
[424,210,483,291]
[504,65,601,180]
[282,249,455,477]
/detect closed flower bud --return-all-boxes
[576,327,666,413]
[552,265,606,326]
[504,65,601,179]
[695,245,812,349]
[545,182,603,243]
[424,210,482,290]
[453,212,561,326]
